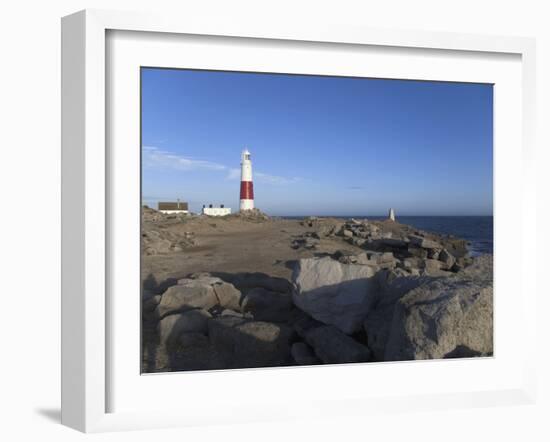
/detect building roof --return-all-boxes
[158,201,188,211]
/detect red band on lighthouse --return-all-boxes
[240,181,254,200]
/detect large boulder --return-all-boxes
[304,325,371,364]
[384,261,493,361]
[241,287,294,322]
[292,257,380,334]
[156,277,241,318]
[208,316,294,368]
[156,282,218,318]
[157,309,212,346]
[364,270,434,360]
[211,282,242,311]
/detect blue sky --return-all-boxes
[141,68,493,216]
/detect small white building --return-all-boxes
[202,204,231,216]
[158,201,189,214]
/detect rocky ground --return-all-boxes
[141,208,492,372]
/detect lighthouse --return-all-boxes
[239,149,254,211]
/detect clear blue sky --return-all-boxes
[141,68,493,216]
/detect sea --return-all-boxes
[283,216,493,256]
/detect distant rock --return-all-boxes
[142,226,195,255]
[304,325,371,364]
[409,235,442,250]
[438,248,456,269]
[292,257,380,334]
[291,233,321,250]
[374,238,409,248]
[231,208,270,222]
[423,258,444,273]
[408,246,428,259]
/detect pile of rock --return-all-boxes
[332,219,470,276]
[290,232,321,250]
[141,228,196,256]
[143,272,301,371]
[230,208,270,222]
[291,254,493,362]
[142,217,492,371]
[300,217,344,237]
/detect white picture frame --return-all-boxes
[61,9,537,433]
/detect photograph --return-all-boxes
[140,67,494,373]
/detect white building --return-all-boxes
[158,201,189,214]
[202,204,231,216]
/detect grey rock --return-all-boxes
[460,254,493,280]
[177,332,209,348]
[178,276,223,286]
[384,263,493,361]
[401,257,424,270]
[241,287,294,322]
[220,309,245,318]
[423,258,444,273]
[212,282,242,311]
[409,235,442,250]
[291,342,321,365]
[364,271,435,360]
[408,246,428,259]
[208,316,293,368]
[304,237,320,248]
[229,272,293,294]
[305,325,371,364]
[343,229,354,238]
[156,282,218,318]
[439,248,456,270]
[375,238,409,248]
[158,309,212,345]
[293,315,326,339]
[292,257,380,334]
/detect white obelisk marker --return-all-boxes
[239,149,254,211]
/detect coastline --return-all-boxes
[279,215,493,256]
[141,209,493,372]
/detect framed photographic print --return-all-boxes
[61,9,537,432]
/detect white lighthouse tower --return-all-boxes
[239,149,254,211]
